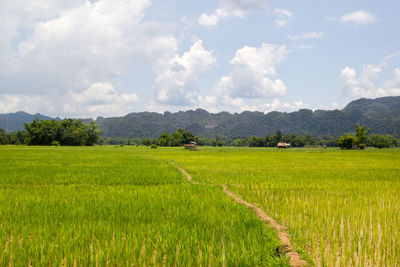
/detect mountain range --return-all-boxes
[1,96,400,138]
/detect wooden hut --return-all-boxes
[184,141,197,150]
[277,142,291,148]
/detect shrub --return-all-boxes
[337,134,356,149]
[50,141,60,146]
[151,144,157,149]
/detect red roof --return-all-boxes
[184,144,197,147]
[277,142,290,147]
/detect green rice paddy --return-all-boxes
[0,146,286,266]
[1,146,399,266]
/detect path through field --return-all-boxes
[1,146,291,266]
[176,165,308,267]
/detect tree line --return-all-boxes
[1,120,399,148]
[337,124,400,149]
[0,118,100,146]
[100,127,400,149]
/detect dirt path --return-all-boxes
[176,166,309,267]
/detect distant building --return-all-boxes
[277,142,291,148]
[184,141,197,150]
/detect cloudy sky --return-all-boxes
[0,0,399,118]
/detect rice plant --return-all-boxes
[147,146,400,266]
[0,146,288,266]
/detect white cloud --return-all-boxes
[264,99,310,113]
[382,69,400,95]
[0,0,180,117]
[385,51,400,61]
[293,45,314,50]
[213,98,310,113]
[274,8,293,28]
[67,82,139,117]
[198,0,268,27]
[339,10,377,26]
[0,94,55,115]
[216,43,288,100]
[288,32,323,40]
[0,82,139,118]
[154,40,217,106]
[340,65,400,98]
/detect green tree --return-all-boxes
[157,133,171,146]
[211,136,223,147]
[142,138,152,146]
[265,133,277,147]
[8,130,28,145]
[157,129,197,147]
[275,130,282,144]
[355,124,370,150]
[24,118,100,146]
[0,128,9,145]
[61,128,88,146]
[24,117,58,145]
[337,134,356,149]
[366,134,399,148]
[85,122,101,146]
[248,136,265,147]
[232,138,247,147]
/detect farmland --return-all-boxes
[1,146,399,266]
[0,146,287,266]
[146,147,400,266]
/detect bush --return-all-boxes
[50,141,60,146]
[151,144,157,149]
[366,134,399,148]
[337,134,356,149]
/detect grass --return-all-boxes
[0,146,287,266]
[145,146,400,266]
[2,145,398,266]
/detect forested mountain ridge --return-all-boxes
[1,96,400,138]
[95,96,400,138]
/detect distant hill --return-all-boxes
[1,96,400,137]
[95,96,400,138]
[0,111,55,132]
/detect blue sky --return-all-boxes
[0,0,399,117]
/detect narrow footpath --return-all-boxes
[176,166,309,267]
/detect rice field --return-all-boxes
[146,147,400,266]
[0,146,287,266]
[1,146,399,266]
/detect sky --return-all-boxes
[0,0,399,118]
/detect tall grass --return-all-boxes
[147,146,400,266]
[0,146,287,266]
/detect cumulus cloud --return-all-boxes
[288,32,323,40]
[67,82,139,117]
[0,0,180,117]
[0,82,139,118]
[216,43,288,102]
[339,10,377,26]
[340,65,400,98]
[198,0,268,27]
[154,40,217,106]
[274,8,293,28]
[0,94,55,115]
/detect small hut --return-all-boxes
[184,141,197,150]
[277,142,291,148]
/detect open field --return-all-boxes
[1,146,399,266]
[145,146,400,266]
[0,146,287,266]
